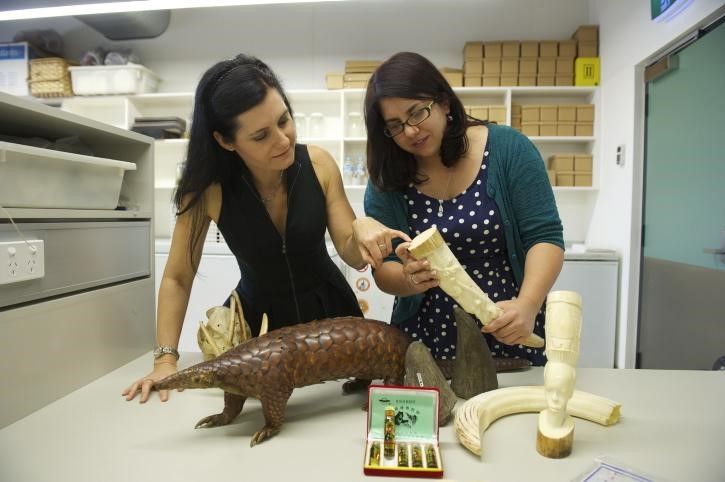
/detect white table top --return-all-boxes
[1,353,723,482]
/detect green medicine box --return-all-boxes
[363,385,443,478]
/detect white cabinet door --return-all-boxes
[552,260,618,368]
[154,253,240,352]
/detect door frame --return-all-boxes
[627,12,725,368]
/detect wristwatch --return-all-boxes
[153,345,180,360]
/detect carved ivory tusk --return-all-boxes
[408,226,544,348]
[454,386,621,456]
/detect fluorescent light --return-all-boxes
[0,0,348,21]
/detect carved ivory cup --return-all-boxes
[408,226,544,348]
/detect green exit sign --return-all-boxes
[651,0,693,22]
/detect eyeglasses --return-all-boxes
[383,100,435,138]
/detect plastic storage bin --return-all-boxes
[0,141,136,209]
[68,64,160,95]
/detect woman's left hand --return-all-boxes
[482,296,540,346]
[352,217,410,269]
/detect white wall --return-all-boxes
[587,0,725,367]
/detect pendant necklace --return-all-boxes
[258,170,285,205]
[437,168,453,217]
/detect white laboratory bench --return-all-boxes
[1,353,723,482]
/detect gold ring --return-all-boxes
[409,273,419,285]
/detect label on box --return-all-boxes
[0,42,29,96]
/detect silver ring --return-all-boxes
[409,273,419,285]
[377,243,386,252]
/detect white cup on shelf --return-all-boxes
[308,112,324,138]
[347,111,363,138]
[293,112,307,138]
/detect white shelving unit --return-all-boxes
[58,86,597,240]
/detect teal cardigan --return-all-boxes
[364,124,564,325]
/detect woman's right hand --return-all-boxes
[122,361,180,403]
[395,242,439,294]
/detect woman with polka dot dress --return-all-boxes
[363,52,564,366]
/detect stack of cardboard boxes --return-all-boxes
[462,39,578,87]
[547,153,593,187]
[463,104,506,124]
[573,25,600,86]
[325,60,382,90]
[512,103,594,137]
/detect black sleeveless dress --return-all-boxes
[217,144,362,336]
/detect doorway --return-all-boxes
[638,18,725,369]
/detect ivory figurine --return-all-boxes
[536,290,582,458]
[408,226,544,348]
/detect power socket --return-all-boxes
[0,240,45,285]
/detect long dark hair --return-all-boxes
[174,54,293,264]
[364,51,486,192]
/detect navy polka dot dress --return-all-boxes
[400,146,547,365]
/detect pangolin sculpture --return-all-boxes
[154,317,409,446]
[154,316,531,446]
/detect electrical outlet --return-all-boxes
[0,240,44,285]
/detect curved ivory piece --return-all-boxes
[408,226,544,348]
[454,386,621,456]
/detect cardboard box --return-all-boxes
[556,57,574,74]
[0,42,29,96]
[575,57,600,86]
[575,122,594,136]
[537,58,556,74]
[464,75,482,87]
[540,105,557,122]
[521,122,540,136]
[343,73,372,82]
[521,105,540,122]
[574,172,593,187]
[574,154,593,171]
[482,59,501,75]
[547,169,556,185]
[510,115,522,128]
[548,154,574,171]
[539,41,559,58]
[557,123,576,136]
[463,60,482,75]
[343,80,369,89]
[573,25,599,43]
[556,171,575,186]
[441,71,463,87]
[539,122,557,136]
[501,59,519,75]
[558,40,578,58]
[558,105,577,122]
[482,75,500,86]
[536,75,555,86]
[555,75,574,86]
[511,104,522,116]
[483,42,502,58]
[345,60,382,73]
[520,41,539,58]
[502,41,520,58]
[469,106,488,120]
[578,41,598,58]
[325,72,343,89]
[463,41,483,59]
[363,386,443,478]
[519,58,537,75]
[488,105,506,124]
[518,75,536,86]
[500,75,518,86]
[576,104,595,122]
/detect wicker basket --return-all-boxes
[29,57,74,98]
